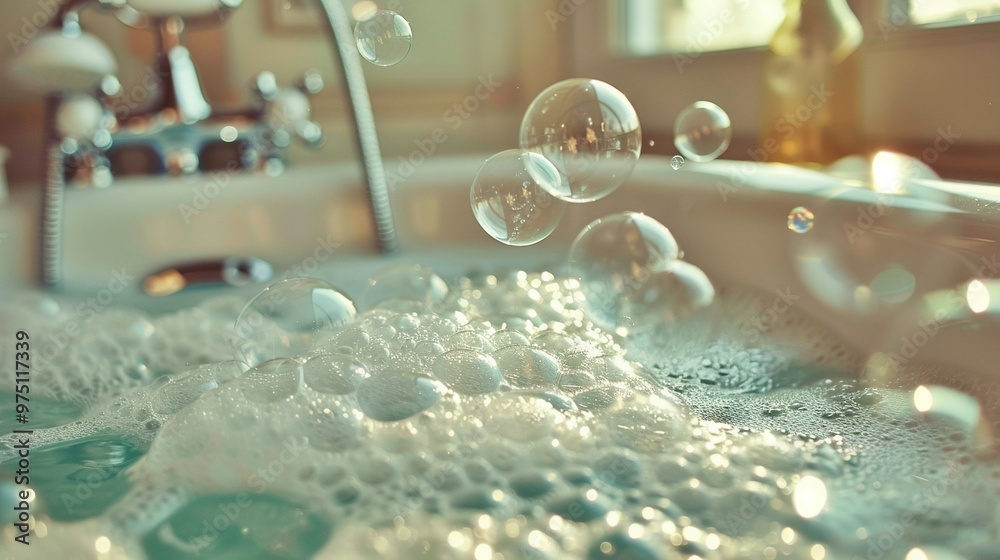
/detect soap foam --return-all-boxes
[2,271,997,560]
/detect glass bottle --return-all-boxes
[759,0,864,166]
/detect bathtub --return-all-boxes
[2,155,998,375]
[2,154,1000,558]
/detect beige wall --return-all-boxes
[0,0,562,189]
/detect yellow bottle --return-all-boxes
[759,0,864,166]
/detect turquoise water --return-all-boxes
[0,434,144,522]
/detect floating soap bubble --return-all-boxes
[519,78,642,202]
[787,206,815,233]
[359,263,449,311]
[233,278,356,367]
[354,9,412,67]
[569,212,681,330]
[617,260,715,333]
[673,101,732,163]
[470,150,566,246]
[670,155,685,170]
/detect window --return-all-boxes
[905,0,1000,25]
[619,0,1000,58]
[618,0,785,57]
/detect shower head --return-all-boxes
[7,29,118,93]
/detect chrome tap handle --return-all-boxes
[297,70,324,95]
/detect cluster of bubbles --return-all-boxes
[672,101,732,164]
[354,8,412,67]
[471,78,642,246]
[3,263,997,560]
[569,212,715,336]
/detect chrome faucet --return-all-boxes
[10,0,396,291]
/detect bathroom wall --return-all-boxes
[0,0,562,189]
[2,1,997,189]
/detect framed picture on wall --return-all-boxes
[264,0,322,32]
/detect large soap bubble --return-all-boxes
[569,212,682,332]
[520,78,642,202]
[233,278,356,367]
[471,150,566,246]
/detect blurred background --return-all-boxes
[0,0,998,191]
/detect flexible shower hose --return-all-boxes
[40,96,65,289]
[316,0,398,254]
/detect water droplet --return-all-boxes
[520,78,642,202]
[471,150,567,246]
[232,278,356,367]
[670,155,685,170]
[569,212,681,331]
[787,206,815,233]
[354,10,412,67]
[674,101,731,163]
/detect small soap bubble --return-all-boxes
[673,101,732,163]
[569,212,681,331]
[303,353,369,395]
[432,349,502,395]
[232,278,356,367]
[470,150,567,246]
[787,206,815,233]
[519,78,642,202]
[494,346,561,388]
[359,264,449,311]
[238,358,303,403]
[356,369,446,422]
[670,155,685,170]
[354,10,412,67]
